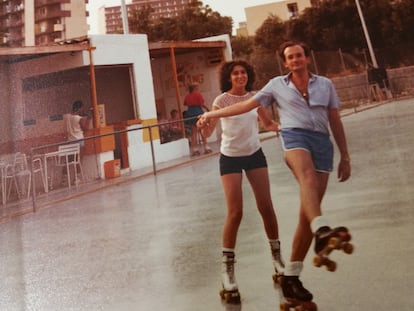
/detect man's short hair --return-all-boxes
[278,41,311,61]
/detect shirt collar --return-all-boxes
[283,72,317,85]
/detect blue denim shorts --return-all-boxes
[281,128,333,173]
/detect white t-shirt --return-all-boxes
[63,113,84,141]
[213,92,261,157]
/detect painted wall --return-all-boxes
[88,34,156,119]
[245,0,311,36]
[151,34,232,144]
[0,62,12,148]
[1,51,87,152]
[151,50,222,117]
[0,35,150,144]
[0,34,233,179]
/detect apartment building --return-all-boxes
[240,0,321,36]
[101,0,195,34]
[0,0,88,47]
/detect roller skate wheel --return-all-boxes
[280,303,290,311]
[313,256,323,268]
[220,290,225,299]
[273,273,283,284]
[343,242,354,254]
[326,260,337,272]
[328,237,339,249]
[340,231,351,242]
[220,289,241,304]
[303,301,318,311]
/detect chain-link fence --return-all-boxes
[248,48,414,107]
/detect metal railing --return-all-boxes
[25,115,198,213]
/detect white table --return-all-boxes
[43,150,61,193]
[0,160,6,205]
[43,148,80,192]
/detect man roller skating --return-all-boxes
[198,41,353,309]
[277,226,353,311]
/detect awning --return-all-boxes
[149,40,226,59]
[0,38,91,63]
[0,39,101,128]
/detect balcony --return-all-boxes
[35,0,71,7]
[53,23,63,31]
[35,10,70,22]
[36,22,64,35]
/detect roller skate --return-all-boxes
[270,241,285,284]
[219,254,241,304]
[277,275,317,311]
[313,226,354,272]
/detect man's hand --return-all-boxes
[337,157,351,182]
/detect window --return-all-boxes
[287,3,299,19]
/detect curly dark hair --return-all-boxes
[219,60,256,93]
[278,41,311,61]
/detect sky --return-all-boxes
[87,0,282,34]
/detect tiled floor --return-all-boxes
[0,99,413,310]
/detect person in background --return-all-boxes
[183,82,212,156]
[198,41,351,305]
[198,60,284,304]
[62,100,90,185]
[64,100,89,145]
[168,109,183,141]
[157,112,170,143]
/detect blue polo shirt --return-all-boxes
[253,73,340,134]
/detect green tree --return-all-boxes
[249,48,281,88]
[230,36,255,59]
[175,1,232,40]
[254,15,287,52]
[151,17,180,41]
[128,1,232,41]
[288,0,364,52]
[359,0,394,49]
[391,0,414,43]
[128,5,154,35]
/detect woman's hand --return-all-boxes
[197,112,210,128]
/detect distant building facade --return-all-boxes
[0,0,88,47]
[237,0,321,37]
[101,0,195,34]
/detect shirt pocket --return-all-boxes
[309,84,331,108]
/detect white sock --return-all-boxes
[284,261,303,276]
[311,216,329,233]
[222,247,235,255]
[269,239,280,251]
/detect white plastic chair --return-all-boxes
[5,152,32,200]
[4,152,48,201]
[54,143,84,188]
[32,155,47,194]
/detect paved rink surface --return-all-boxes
[0,99,413,311]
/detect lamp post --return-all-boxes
[355,0,378,68]
[355,0,392,99]
[121,0,129,34]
